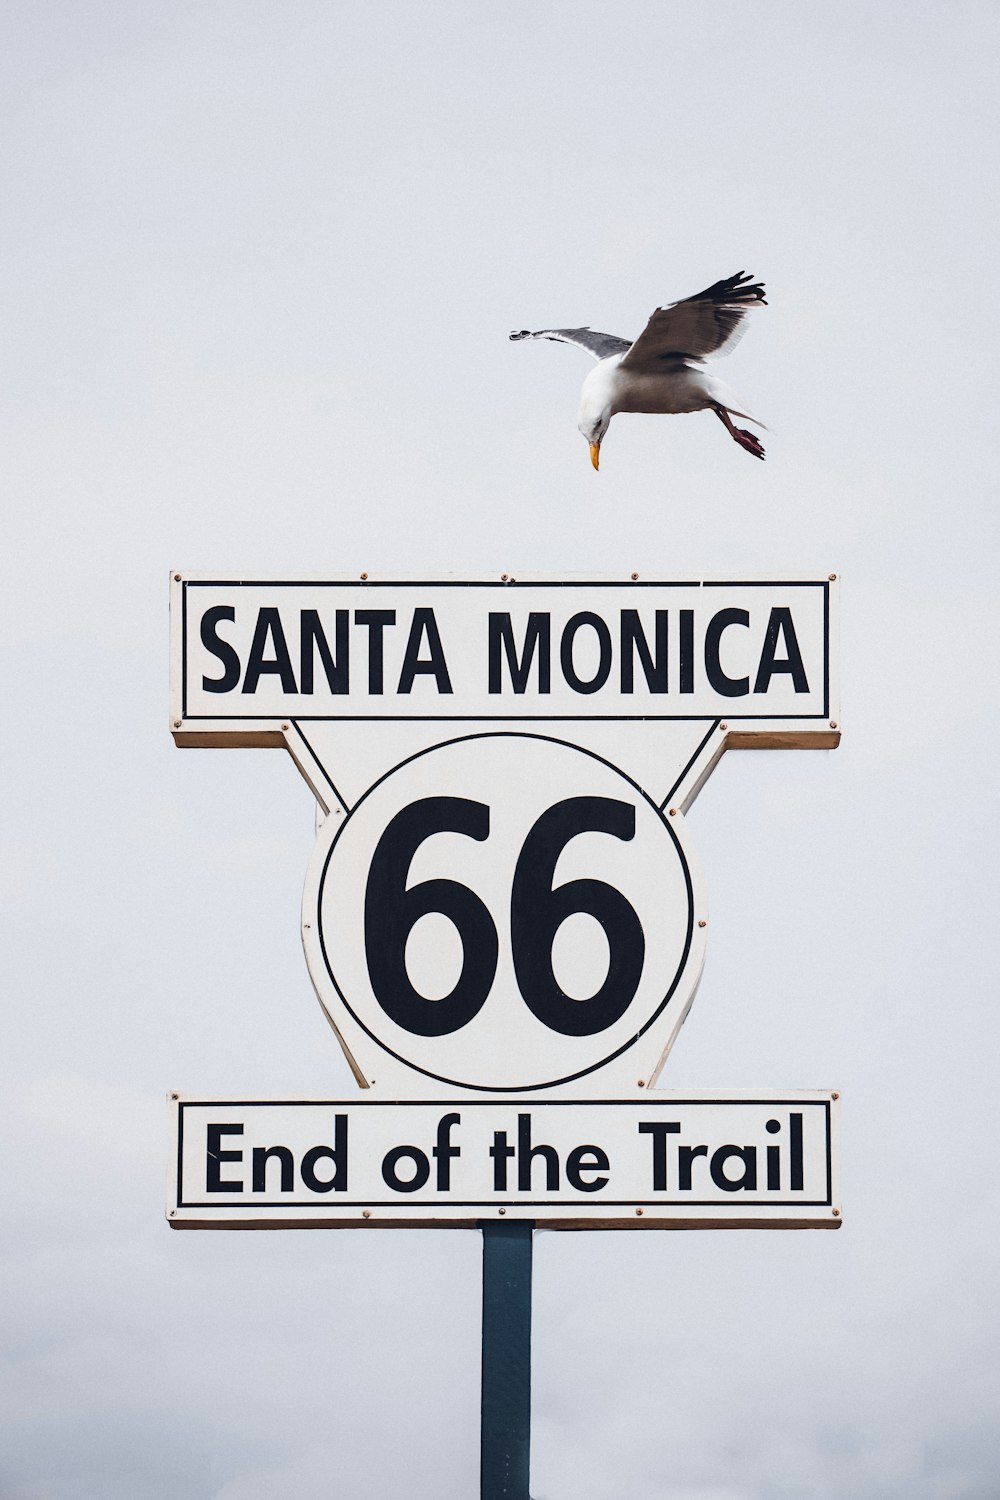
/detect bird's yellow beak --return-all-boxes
[589,442,601,471]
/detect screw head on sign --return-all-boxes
[362,1210,371,1219]
[668,807,677,817]
[169,1210,176,1217]
[829,573,837,581]
[173,720,182,730]
[832,1091,840,1100]
[635,1207,644,1216]
[833,1208,841,1217]
[498,1207,506,1215]
[170,1092,178,1100]
[637,1079,645,1088]
[631,572,639,581]
[719,722,728,731]
[830,721,838,730]
[281,722,289,731]
[173,572,182,582]
[500,573,509,582]
[360,572,369,581]
[698,919,707,928]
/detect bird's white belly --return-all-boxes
[609,365,714,415]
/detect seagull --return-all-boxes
[510,271,767,469]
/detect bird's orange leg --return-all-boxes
[714,405,765,461]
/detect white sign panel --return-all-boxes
[169,575,840,1099]
[173,577,836,729]
[168,1094,841,1230]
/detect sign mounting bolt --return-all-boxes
[631,572,639,581]
[500,573,509,582]
[498,1207,506,1215]
[637,1079,645,1088]
[698,919,708,928]
[170,1092,178,1100]
[635,1207,644,1216]
[828,573,837,581]
[668,807,677,817]
[832,1208,841,1217]
[719,722,728,731]
[360,572,369,581]
[173,720,182,730]
[173,572,182,582]
[169,1210,176,1217]
[831,1091,840,1100]
[830,721,838,729]
[281,722,289,731]
[362,1209,371,1219]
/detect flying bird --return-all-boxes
[510,271,767,469]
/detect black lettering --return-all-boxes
[560,612,612,694]
[488,613,551,694]
[490,1130,515,1191]
[565,1144,609,1192]
[206,1123,243,1192]
[251,1144,294,1193]
[704,608,750,697]
[299,609,349,695]
[753,608,810,694]
[355,609,396,694]
[301,1114,348,1193]
[517,1113,559,1191]
[201,606,241,694]
[621,610,667,694]
[679,609,694,693]
[381,1144,430,1193]
[432,1112,461,1191]
[678,1143,707,1190]
[638,1121,681,1191]
[397,608,453,694]
[243,608,297,694]
[766,1117,781,1191]
[789,1112,804,1191]
[710,1144,757,1192]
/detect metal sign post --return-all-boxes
[166,572,843,1498]
[480,1221,534,1500]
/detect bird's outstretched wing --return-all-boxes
[509,326,632,361]
[621,272,766,370]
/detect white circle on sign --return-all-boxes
[308,733,698,1092]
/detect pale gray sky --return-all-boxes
[2,3,999,1497]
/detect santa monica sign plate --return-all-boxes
[168,573,841,1227]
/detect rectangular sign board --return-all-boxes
[171,576,837,737]
[168,1094,840,1230]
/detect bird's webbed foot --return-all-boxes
[734,428,765,460]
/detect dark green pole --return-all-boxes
[479,1220,534,1500]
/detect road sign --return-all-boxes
[168,571,844,1500]
[168,1093,840,1230]
[170,574,839,1097]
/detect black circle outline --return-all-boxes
[313,731,696,1092]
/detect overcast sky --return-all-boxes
[3,3,999,1497]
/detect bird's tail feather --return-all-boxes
[722,406,768,430]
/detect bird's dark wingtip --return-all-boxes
[509,329,531,341]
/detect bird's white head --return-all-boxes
[577,402,611,471]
